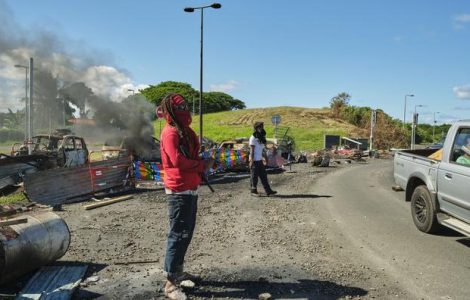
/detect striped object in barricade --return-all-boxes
[133,161,164,182]
[202,148,249,172]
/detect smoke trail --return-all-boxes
[0,0,146,112]
[0,0,153,147]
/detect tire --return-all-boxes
[410,185,440,233]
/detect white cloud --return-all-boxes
[82,65,145,101]
[209,80,239,93]
[0,48,149,112]
[453,85,470,100]
[0,3,148,113]
[0,80,24,112]
[452,14,470,29]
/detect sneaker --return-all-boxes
[266,189,277,196]
[174,272,202,285]
[164,280,187,300]
[250,189,259,196]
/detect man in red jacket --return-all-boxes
[158,93,213,300]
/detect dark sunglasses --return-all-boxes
[174,103,189,111]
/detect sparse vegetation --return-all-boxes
[0,192,28,205]
[161,107,367,151]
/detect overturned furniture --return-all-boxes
[0,212,70,284]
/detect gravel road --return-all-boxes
[41,158,429,299]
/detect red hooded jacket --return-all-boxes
[160,125,205,192]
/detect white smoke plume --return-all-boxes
[0,0,147,112]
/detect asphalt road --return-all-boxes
[313,159,470,300]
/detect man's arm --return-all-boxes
[249,144,255,168]
[162,131,206,172]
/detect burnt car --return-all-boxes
[10,130,89,168]
[1,130,89,192]
[102,136,161,162]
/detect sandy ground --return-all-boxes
[6,158,406,299]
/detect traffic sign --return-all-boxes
[271,114,281,126]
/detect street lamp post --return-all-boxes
[14,64,29,140]
[433,112,440,142]
[28,58,34,154]
[403,94,414,130]
[411,104,423,150]
[184,3,222,145]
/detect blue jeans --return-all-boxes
[164,193,198,278]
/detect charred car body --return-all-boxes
[1,129,89,192]
[102,136,161,162]
[11,130,89,168]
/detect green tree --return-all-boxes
[330,92,351,117]
[3,109,23,129]
[140,81,198,109]
[340,105,371,127]
[140,81,246,113]
[203,91,246,113]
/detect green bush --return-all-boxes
[0,128,24,143]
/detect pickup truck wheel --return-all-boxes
[411,185,440,233]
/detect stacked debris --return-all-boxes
[311,150,331,167]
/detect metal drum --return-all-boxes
[0,212,71,284]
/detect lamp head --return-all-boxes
[211,3,222,9]
[184,7,195,12]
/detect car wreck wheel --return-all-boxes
[410,185,440,234]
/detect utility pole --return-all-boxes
[370,109,376,151]
[14,64,29,140]
[184,3,222,145]
[403,94,414,130]
[432,112,440,142]
[28,58,34,154]
[411,105,423,150]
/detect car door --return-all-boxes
[74,138,88,165]
[62,137,78,167]
[437,127,470,223]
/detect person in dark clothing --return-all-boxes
[158,93,213,300]
[249,121,277,196]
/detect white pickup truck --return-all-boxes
[394,120,470,237]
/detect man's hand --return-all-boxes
[249,160,253,169]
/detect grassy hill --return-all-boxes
[156,107,368,151]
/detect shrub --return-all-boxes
[0,128,24,143]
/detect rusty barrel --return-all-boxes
[0,212,71,284]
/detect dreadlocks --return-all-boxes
[160,93,197,158]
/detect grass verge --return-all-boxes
[0,192,29,206]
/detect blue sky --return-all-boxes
[1,0,470,124]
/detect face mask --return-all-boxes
[175,110,192,127]
[159,94,192,127]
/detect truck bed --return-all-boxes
[398,149,440,158]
